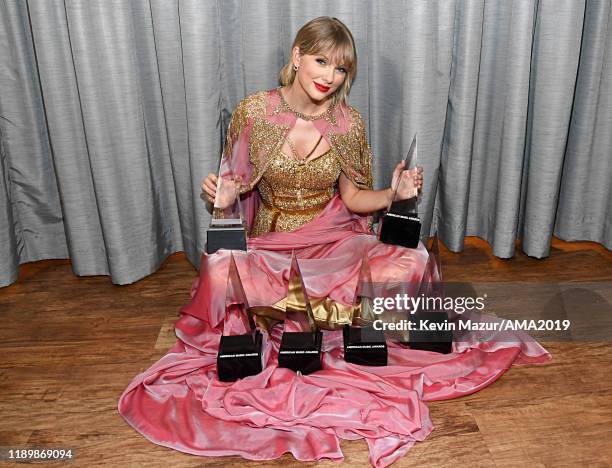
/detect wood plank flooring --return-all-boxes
[1,237,611,467]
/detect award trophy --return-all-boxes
[379,134,421,248]
[206,156,247,254]
[343,251,388,366]
[216,253,263,381]
[277,252,323,375]
[409,233,453,354]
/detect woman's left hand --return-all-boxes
[390,161,424,201]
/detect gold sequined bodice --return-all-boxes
[250,147,342,237]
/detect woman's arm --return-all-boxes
[340,107,423,214]
[339,161,423,214]
[201,96,251,211]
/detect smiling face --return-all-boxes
[292,48,349,104]
[279,17,358,106]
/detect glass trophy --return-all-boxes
[216,253,263,381]
[379,134,421,248]
[277,252,323,375]
[408,233,453,354]
[343,250,388,366]
[206,156,247,254]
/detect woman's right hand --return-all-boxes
[201,172,241,209]
[202,173,218,205]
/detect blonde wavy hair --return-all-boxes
[279,17,357,106]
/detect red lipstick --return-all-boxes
[314,83,330,93]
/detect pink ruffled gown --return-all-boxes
[118,89,550,467]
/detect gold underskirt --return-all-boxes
[250,297,411,342]
[250,296,354,332]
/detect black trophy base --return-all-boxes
[217,331,263,382]
[408,312,453,354]
[278,331,323,375]
[343,325,388,366]
[206,226,247,254]
[379,213,421,248]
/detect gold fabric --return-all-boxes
[250,147,341,237]
[251,297,410,340]
[220,88,377,329]
[221,88,373,198]
[250,297,355,332]
[285,256,319,332]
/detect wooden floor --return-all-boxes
[1,237,611,467]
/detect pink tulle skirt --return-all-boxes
[118,196,550,467]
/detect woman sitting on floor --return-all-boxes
[118,16,549,468]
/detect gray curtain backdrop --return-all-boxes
[0,0,610,288]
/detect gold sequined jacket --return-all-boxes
[219,87,374,237]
